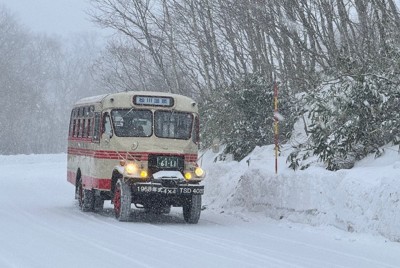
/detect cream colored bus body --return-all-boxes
[67,91,202,198]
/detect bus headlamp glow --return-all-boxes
[125,163,137,174]
[140,170,148,178]
[194,167,204,177]
[184,172,192,180]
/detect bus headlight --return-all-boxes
[184,172,192,180]
[194,167,205,177]
[125,163,137,175]
[140,170,148,179]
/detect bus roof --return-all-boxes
[74,91,198,112]
[74,94,109,106]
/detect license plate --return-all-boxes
[136,185,177,194]
[157,156,178,168]
[134,185,204,195]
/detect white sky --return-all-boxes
[0,0,101,35]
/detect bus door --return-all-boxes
[101,112,113,147]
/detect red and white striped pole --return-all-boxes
[273,82,279,174]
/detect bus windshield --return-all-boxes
[111,109,152,137]
[155,111,193,140]
[111,109,193,139]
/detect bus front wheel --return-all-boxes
[113,179,131,221]
[77,180,94,212]
[183,195,201,224]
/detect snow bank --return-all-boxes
[202,144,400,241]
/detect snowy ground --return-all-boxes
[203,144,400,242]
[1,149,400,267]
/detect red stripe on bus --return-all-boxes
[82,176,111,190]
[67,147,197,162]
[68,137,93,142]
[67,170,111,190]
[67,170,76,185]
[94,150,148,160]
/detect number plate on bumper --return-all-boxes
[133,184,204,195]
[157,156,178,168]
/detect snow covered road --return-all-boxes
[1,154,399,268]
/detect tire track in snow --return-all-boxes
[142,214,398,268]
[144,221,337,268]
[229,224,400,268]
[75,208,256,267]
[16,209,154,268]
[87,208,315,268]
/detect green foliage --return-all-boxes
[297,75,400,170]
[201,73,295,161]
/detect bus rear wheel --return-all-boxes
[77,180,94,212]
[93,196,104,212]
[183,195,201,224]
[113,179,131,221]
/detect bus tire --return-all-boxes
[78,180,94,212]
[113,179,131,221]
[183,194,201,224]
[93,196,104,212]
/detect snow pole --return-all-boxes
[273,81,279,174]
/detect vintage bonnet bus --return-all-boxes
[67,91,205,223]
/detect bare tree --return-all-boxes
[89,0,177,92]
[0,7,104,154]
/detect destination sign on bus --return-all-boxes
[133,95,174,107]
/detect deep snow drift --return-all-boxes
[202,144,400,242]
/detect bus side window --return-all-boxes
[87,119,91,138]
[72,119,77,137]
[92,112,101,142]
[103,113,113,138]
[76,119,81,137]
[69,111,74,137]
[81,119,86,138]
[192,116,200,145]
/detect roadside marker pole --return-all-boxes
[274,82,279,174]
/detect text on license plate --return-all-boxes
[137,186,204,194]
[138,186,177,194]
[157,156,178,168]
